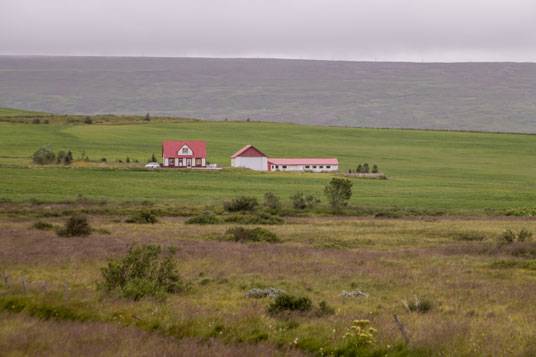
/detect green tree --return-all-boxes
[372,164,378,173]
[64,151,73,165]
[291,191,307,209]
[84,116,93,124]
[356,164,362,173]
[150,153,157,163]
[56,150,66,164]
[32,146,56,164]
[362,163,370,173]
[126,156,130,163]
[324,178,353,208]
[144,113,151,121]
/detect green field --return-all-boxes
[0,107,50,117]
[0,120,535,210]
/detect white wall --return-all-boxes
[232,156,267,171]
[270,164,338,172]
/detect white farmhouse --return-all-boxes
[230,145,338,172]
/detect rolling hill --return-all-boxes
[1,56,535,133]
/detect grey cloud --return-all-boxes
[1,0,535,61]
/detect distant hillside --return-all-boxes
[0,107,50,117]
[1,56,535,133]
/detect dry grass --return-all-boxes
[0,313,303,357]
[2,216,536,355]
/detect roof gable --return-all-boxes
[231,145,268,158]
[162,141,206,158]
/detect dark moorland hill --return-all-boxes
[1,56,535,133]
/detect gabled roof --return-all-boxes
[268,158,338,165]
[231,145,268,158]
[162,141,206,158]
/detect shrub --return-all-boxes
[32,221,54,230]
[267,293,312,314]
[305,194,321,208]
[125,211,158,224]
[126,156,130,163]
[402,296,432,313]
[291,192,307,209]
[223,212,283,225]
[518,229,533,242]
[100,158,107,162]
[99,243,185,300]
[83,116,93,124]
[185,213,221,224]
[372,164,379,173]
[263,192,281,210]
[56,150,66,164]
[499,229,533,244]
[317,300,335,315]
[145,113,151,121]
[223,196,258,212]
[324,178,353,208]
[32,118,41,124]
[57,215,91,237]
[225,226,280,243]
[64,151,73,165]
[32,146,56,164]
[43,119,49,124]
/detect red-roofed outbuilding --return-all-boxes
[162,141,206,168]
[230,145,339,172]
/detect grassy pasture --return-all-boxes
[0,107,50,117]
[0,120,535,210]
[2,215,536,355]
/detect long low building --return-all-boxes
[230,145,338,172]
[267,158,338,172]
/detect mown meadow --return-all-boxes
[0,115,535,211]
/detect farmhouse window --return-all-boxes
[282,165,287,169]
[326,165,331,169]
[178,158,183,166]
[196,158,202,166]
[305,165,310,169]
[168,159,175,166]
[182,148,188,154]
[271,165,275,169]
[313,165,317,168]
[319,166,324,169]
[275,165,279,169]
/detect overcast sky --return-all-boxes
[1,0,535,62]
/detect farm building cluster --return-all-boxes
[161,141,338,172]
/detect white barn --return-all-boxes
[230,145,269,171]
[230,145,338,172]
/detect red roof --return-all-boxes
[162,141,206,158]
[231,145,267,158]
[268,158,338,165]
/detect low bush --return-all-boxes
[223,212,283,225]
[98,243,186,300]
[185,213,221,224]
[499,229,533,244]
[263,192,281,210]
[402,295,433,313]
[32,146,56,165]
[223,196,259,212]
[32,221,54,230]
[224,226,280,243]
[267,293,312,314]
[317,300,335,315]
[125,211,158,224]
[57,215,91,237]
